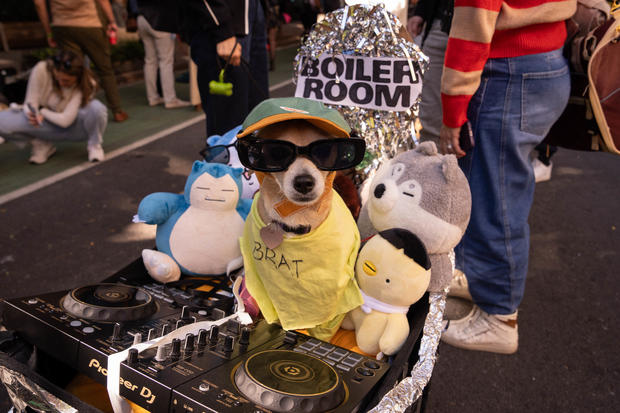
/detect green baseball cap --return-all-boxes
[236,97,351,138]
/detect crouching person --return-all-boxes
[0,50,107,164]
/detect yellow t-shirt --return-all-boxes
[240,191,362,334]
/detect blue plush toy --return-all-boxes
[134,161,252,283]
[205,125,260,199]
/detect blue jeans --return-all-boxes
[191,0,269,137]
[456,48,570,315]
[0,99,107,146]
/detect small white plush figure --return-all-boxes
[342,228,431,358]
[135,161,251,283]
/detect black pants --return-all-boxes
[191,0,269,137]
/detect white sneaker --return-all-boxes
[532,158,552,183]
[164,98,191,109]
[29,139,56,164]
[148,96,164,106]
[87,143,105,162]
[449,269,472,301]
[442,305,518,354]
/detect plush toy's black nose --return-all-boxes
[293,174,315,194]
[374,183,386,198]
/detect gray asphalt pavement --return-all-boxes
[0,87,618,411]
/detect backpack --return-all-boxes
[543,1,620,156]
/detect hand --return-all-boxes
[407,16,424,37]
[107,22,118,33]
[439,124,466,158]
[27,111,43,127]
[46,33,57,48]
[216,36,242,66]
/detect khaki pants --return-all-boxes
[52,26,123,114]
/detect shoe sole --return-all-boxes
[441,333,518,354]
[29,148,57,165]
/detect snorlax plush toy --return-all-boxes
[358,141,471,292]
[342,229,431,358]
[135,161,252,283]
[206,125,259,199]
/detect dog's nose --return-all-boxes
[293,174,315,194]
[374,183,386,199]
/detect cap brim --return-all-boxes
[236,113,350,138]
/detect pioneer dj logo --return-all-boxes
[119,377,156,405]
[88,358,107,376]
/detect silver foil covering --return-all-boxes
[293,4,429,181]
[369,290,448,412]
[0,366,78,413]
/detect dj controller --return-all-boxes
[0,259,391,412]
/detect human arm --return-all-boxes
[33,0,56,47]
[39,91,82,128]
[407,0,429,37]
[94,0,118,33]
[439,0,501,154]
[23,61,47,124]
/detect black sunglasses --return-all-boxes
[53,55,73,70]
[200,142,235,164]
[235,135,366,172]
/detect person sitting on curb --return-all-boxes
[0,50,108,164]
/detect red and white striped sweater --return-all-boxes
[440,0,577,128]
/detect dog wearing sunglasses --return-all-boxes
[238,119,365,341]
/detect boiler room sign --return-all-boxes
[295,54,423,112]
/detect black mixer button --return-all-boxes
[355,367,374,377]
[298,342,316,351]
[293,347,306,353]
[318,344,335,351]
[306,338,321,348]
[69,320,82,327]
[82,327,94,334]
[336,364,351,372]
[363,360,381,369]
[326,352,345,362]
[340,356,361,367]
[311,347,330,357]
[324,359,336,366]
[332,348,348,357]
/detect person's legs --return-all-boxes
[153,30,177,104]
[246,0,269,112]
[137,16,161,105]
[73,27,125,116]
[446,49,570,352]
[418,21,448,145]
[79,99,108,147]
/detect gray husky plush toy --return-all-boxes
[358,141,471,292]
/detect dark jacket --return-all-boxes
[413,0,454,42]
[179,0,253,43]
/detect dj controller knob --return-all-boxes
[184,333,195,352]
[197,329,208,346]
[155,345,167,362]
[223,335,234,353]
[209,326,219,345]
[127,348,138,365]
[112,323,122,342]
[227,319,241,334]
[212,308,226,320]
[170,338,181,359]
[147,328,156,341]
[180,305,191,320]
[239,327,251,346]
[132,333,142,346]
[176,319,186,329]
[161,323,171,336]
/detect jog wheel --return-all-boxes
[234,350,346,412]
[61,283,156,322]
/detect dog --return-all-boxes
[236,97,365,341]
[255,119,335,235]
